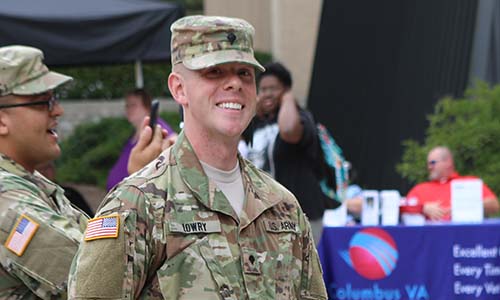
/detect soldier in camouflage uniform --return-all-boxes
[0,45,168,300]
[0,45,88,299]
[69,15,327,300]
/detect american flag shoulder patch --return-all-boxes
[84,215,119,241]
[5,214,39,256]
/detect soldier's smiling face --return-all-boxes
[171,63,257,140]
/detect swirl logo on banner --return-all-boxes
[339,228,398,280]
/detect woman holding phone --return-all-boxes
[106,89,177,191]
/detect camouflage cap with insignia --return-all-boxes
[171,15,265,71]
[0,45,72,97]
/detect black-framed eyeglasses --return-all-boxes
[0,96,58,112]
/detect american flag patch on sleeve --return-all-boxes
[84,215,119,241]
[5,214,39,256]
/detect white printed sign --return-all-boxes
[451,179,483,223]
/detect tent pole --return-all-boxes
[135,60,144,88]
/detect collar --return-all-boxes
[172,131,281,226]
[254,112,278,127]
[0,153,59,197]
[436,171,460,184]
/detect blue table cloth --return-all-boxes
[318,220,500,300]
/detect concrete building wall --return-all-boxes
[204,0,272,53]
[204,0,323,106]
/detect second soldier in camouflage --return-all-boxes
[0,45,88,299]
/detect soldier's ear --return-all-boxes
[0,95,13,135]
[168,69,188,107]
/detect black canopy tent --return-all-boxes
[0,0,184,86]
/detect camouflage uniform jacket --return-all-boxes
[0,153,88,299]
[69,131,327,300]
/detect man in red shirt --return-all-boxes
[407,146,499,221]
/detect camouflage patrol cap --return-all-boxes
[171,15,265,71]
[0,45,72,97]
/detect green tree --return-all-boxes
[397,81,500,196]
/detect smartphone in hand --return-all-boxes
[149,99,160,132]
[149,100,160,143]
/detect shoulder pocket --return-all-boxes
[0,210,78,290]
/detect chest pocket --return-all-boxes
[0,209,79,293]
[157,207,237,300]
